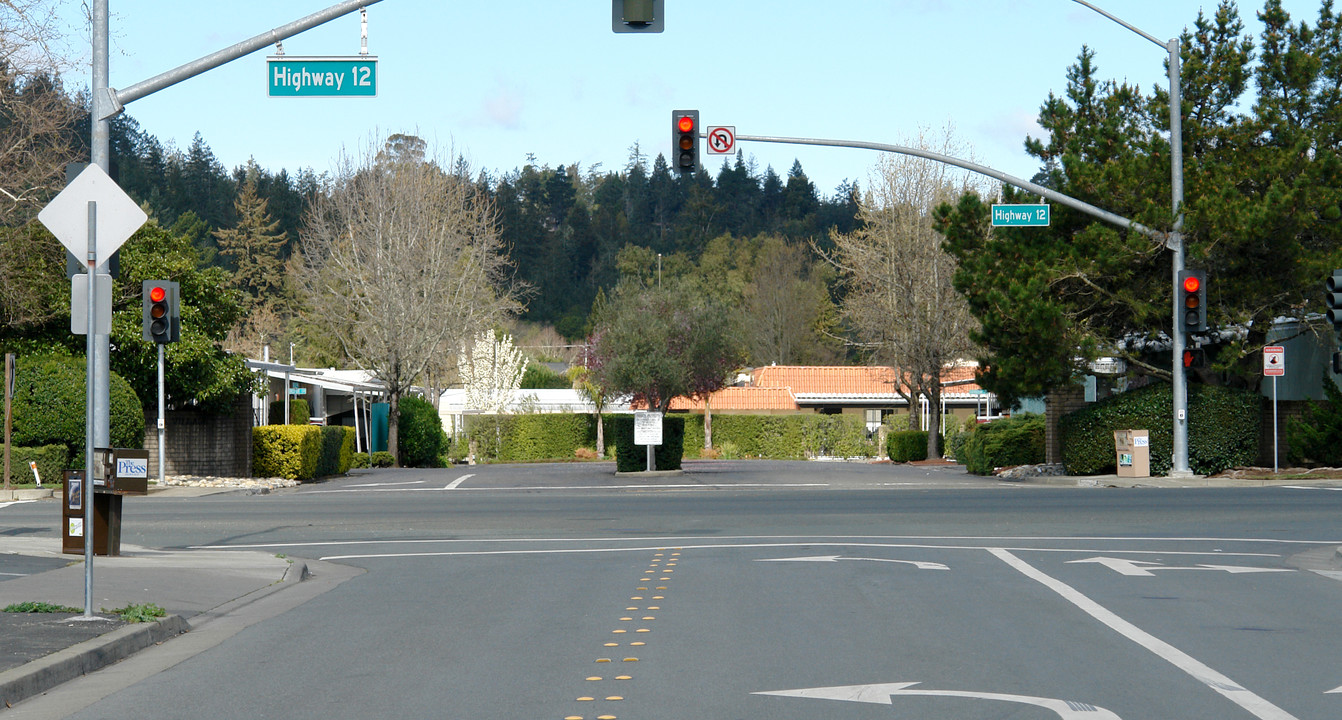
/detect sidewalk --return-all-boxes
[0,535,304,709]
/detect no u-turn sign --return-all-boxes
[706,126,736,155]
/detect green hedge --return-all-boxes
[268,398,310,425]
[398,396,444,467]
[3,445,69,486]
[253,425,354,481]
[681,414,876,459]
[1059,383,1259,476]
[610,415,684,471]
[11,355,143,463]
[1286,373,1342,466]
[961,413,1045,475]
[464,414,609,462]
[886,430,945,462]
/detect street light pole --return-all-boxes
[1072,1,1191,476]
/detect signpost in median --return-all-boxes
[634,411,663,473]
[1264,346,1285,473]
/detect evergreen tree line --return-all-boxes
[98,119,863,341]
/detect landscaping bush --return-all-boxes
[350,452,370,469]
[610,414,684,471]
[960,413,1045,475]
[1059,383,1259,476]
[371,451,394,467]
[11,355,142,463]
[398,395,445,467]
[3,444,69,486]
[1286,373,1342,466]
[253,425,321,480]
[886,430,945,462]
[268,398,309,425]
[315,426,356,477]
[681,413,876,459]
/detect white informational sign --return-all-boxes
[634,411,663,446]
[1263,346,1285,377]
[68,518,84,537]
[116,456,148,479]
[70,274,113,335]
[706,126,736,155]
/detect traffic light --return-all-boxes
[1178,269,1206,333]
[141,280,180,344]
[1182,347,1206,369]
[1326,269,1342,332]
[672,110,699,175]
[612,0,664,32]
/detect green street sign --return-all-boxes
[268,56,377,97]
[991,203,1050,227]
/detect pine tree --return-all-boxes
[214,167,288,312]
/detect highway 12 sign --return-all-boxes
[991,204,1050,227]
[268,56,377,97]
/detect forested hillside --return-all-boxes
[100,115,862,342]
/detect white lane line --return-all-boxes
[345,480,425,488]
[1282,485,1342,491]
[0,572,29,577]
[301,482,829,494]
[444,473,474,490]
[0,500,37,510]
[990,547,1299,720]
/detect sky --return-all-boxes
[56,0,1324,196]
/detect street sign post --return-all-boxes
[1263,346,1285,472]
[267,56,378,97]
[991,204,1050,227]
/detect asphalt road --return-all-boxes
[4,461,1341,719]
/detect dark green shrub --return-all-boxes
[496,414,593,462]
[886,430,943,462]
[1286,374,1342,466]
[681,413,876,459]
[314,426,356,477]
[268,398,310,425]
[397,395,445,467]
[371,451,394,467]
[610,415,684,471]
[3,445,69,486]
[252,425,321,480]
[520,364,571,389]
[1059,383,1259,476]
[961,413,1045,475]
[11,355,142,463]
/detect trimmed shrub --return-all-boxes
[371,451,394,468]
[1059,383,1259,476]
[886,430,943,462]
[610,415,684,471]
[315,426,356,477]
[1286,373,1342,466]
[961,413,1045,475]
[681,413,876,459]
[3,445,69,486]
[253,425,321,480]
[398,396,444,467]
[11,355,143,463]
[268,398,310,425]
[351,452,371,469]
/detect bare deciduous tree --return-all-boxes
[824,126,992,459]
[295,136,521,464]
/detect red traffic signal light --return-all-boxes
[672,109,699,175]
[142,280,180,344]
[1178,269,1207,333]
[1182,275,1200,294]
[149,285,166,303]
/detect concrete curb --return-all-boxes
[0,615,188,709]
[0,489,55,501]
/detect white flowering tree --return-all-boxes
[459,329,527,414]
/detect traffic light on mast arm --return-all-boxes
[1326,269,1342,333]
[1178,269,1207,333]
[141,280,180,344]
[672,110,699,175]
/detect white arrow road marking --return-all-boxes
[754,682,1121,719]
[757,554,948,570]
[444,474,474,490]
[994,548,1300,720]
[1067,556,1295,577]
[0,500,36,510]
[345,480,426,488]
[1326,685,1342,694]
